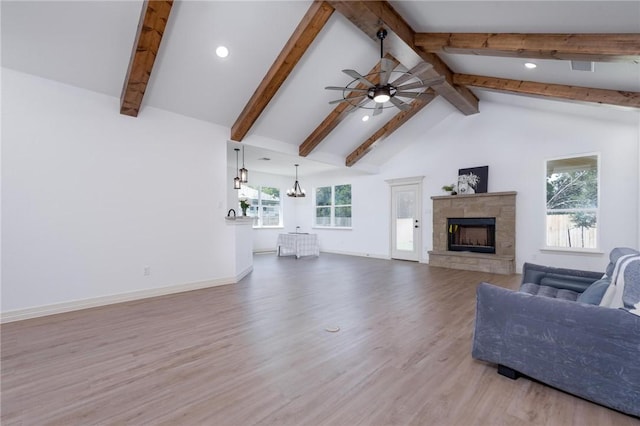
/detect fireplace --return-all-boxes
[430,192,515,274]
[447,217,496,254]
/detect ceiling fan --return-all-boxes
[325,29,445,116]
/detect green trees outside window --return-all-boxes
[545,155,598,249]
[315,184,352,228]
[239,185,282,228]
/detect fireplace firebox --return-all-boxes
[447,217,496,254]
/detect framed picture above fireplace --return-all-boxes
[458,166,488,194]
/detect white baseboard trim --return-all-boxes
[253,249,277,254]
[320,249,390,260]
[1,268,253,324]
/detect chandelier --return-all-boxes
[286,164,306,197]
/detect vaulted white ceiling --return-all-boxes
[2,1,639,176]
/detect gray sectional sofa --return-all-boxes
[472,248,640,417]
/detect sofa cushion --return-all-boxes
[520,282,580,301]
[576,278,610,305]
[539,275,597,292]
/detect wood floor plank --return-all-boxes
[1,253,638,425]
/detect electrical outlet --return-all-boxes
[144,266,151,276]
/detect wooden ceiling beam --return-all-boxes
[454,74,640,108]
[346,91,436,167]
[230,1,334,142]
[120,0,173,117]
[299,54,399,157]
[415,33,640,63]
[327,0,479,116]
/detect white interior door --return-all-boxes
[390,183,422,261]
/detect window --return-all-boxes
[239,185,282,228]
[545,154,599,249]
[314,184,352,228]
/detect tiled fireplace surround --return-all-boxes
[428,192,516,274]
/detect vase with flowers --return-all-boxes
[239,199,250,216]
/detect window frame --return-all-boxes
[543,153,600,252]
[313,184,352,229]
[239,184,283,229]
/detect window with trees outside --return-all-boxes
[239,185,281,228]
[545,154,599,249]
[315,184,352,228]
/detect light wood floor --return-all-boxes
[2,253,638,425]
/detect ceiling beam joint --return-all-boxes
[327,0,479,115]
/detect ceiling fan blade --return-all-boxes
[342,69,375,87]
[396,75,446,91]
[372,102,384,116]
[325,86,369,92]
[346,98,372,113]
[395,91,426,99]
[389,97,412,111]
[394,81,427,91]
[395,92,436,103]
[328,94,367,105]
[379,58,395,86]
[390,62,433,87]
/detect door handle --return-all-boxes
[414,225,419,228]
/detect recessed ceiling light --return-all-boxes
[216,46,229,58]
[524,62,537,69]
[362,115,370,122]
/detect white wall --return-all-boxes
[302,99,640,272]
[3,68,639,316]
[2,69,237,314]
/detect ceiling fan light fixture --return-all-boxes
[326,27,437,113]
[370,86,392,103]
[373,93,390,103]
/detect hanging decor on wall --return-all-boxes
[233,148,241,190]
[457,166,489,194]
[240,146,248,183]
[287,164,306,197]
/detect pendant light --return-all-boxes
[287,164,306,197]
[240,146,248,183]
[233,148,241,190]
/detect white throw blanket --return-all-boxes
[600,253,640,316]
